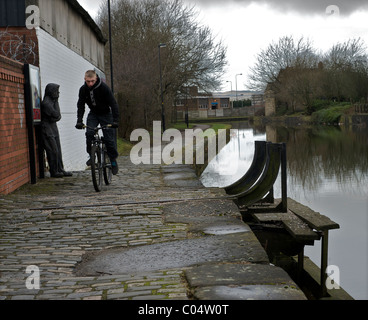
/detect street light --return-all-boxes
[226,80,233,92]
[107,0,117,150]
[235,73,242,101]
[158,43,166,132]
[226,80,233,109]
[108,0,114,93]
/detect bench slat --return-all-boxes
[253,211,320,241]
[287,198,340,231]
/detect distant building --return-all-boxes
[174,87,268,119]
[251,94,265,107]
[175,87,231,119]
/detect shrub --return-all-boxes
[311,104,351,124]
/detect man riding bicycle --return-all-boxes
[75,70,119,175]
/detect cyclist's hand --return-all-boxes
[75,122,85,130]
[111,122,119,129]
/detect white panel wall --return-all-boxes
[37,28,104,171]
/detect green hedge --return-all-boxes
[311,104,351,124]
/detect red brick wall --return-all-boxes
[0,54,30,194]
[0,27,39,67]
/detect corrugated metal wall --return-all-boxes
[37,28,105,172]
[0,0,26,26]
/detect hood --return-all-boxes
[45,83,60,99]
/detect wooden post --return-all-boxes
[280,143,287,212]
[297,246,304,283]
[321,230,329,297]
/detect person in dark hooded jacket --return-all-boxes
[75,70,119,175]
[41,83,73,178]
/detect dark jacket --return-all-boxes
[41,83,61,123]
[77,75,119,123]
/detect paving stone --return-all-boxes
[193,285,307,300]
[185,263,297,287]
[0,155,305,301]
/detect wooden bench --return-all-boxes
[288,198,339,297]
[223,141,338,297]
[253,210,320,242]
[252,198,340,297]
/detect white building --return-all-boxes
[35,0,107,171]
[1,0,107,171]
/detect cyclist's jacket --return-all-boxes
[77,75,119,123]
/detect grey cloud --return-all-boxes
[187,0,368,15]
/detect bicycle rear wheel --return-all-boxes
[91,145,103,192]
[103,147,112,185]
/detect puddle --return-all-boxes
[203,224,251,235]
[195,285,306,300]
[75,233,267,276]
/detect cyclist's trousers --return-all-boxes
[86,112,119,161]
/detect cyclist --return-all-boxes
[75,70,119,175]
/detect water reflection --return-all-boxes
[201,123,368,300]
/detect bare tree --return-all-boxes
[322,38,368,102]
[97,0,227,137]
[247,35,318,92]
[250,36,368,114]
[323,38,367,71]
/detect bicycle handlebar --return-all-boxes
[83,124,113,131]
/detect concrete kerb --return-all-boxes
[0,145,307,300]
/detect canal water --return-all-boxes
[200,122,368,300]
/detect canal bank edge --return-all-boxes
[191,114,368,127]
[189,122,355,300]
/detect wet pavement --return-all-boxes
[0,154,306,300]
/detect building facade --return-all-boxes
[175,86,231,119]
[1,0,106,171]
[1,0,107,192]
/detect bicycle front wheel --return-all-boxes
[91,145,103,192]
[103,147,112,185]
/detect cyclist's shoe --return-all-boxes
[51,172,64,178]
[86,159,92,166]
[111,160,119,175]
[62,171,73,177]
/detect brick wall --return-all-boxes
[0,54,30,194]
[0,27,39,66]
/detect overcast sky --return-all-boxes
[78,0,368,91]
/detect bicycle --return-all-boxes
[84,125,113,192]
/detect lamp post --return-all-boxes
[158,43,166,132]
[226,80,233,108]
[108,0,114,93]
[226,80,232,92]
[235,73,242,101]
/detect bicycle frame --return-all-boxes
[84,125,113,192]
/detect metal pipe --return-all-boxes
[108,0,114,93]
[158,44,166,132]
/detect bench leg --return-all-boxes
[297,247,304,283]
[321,230,329,297]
